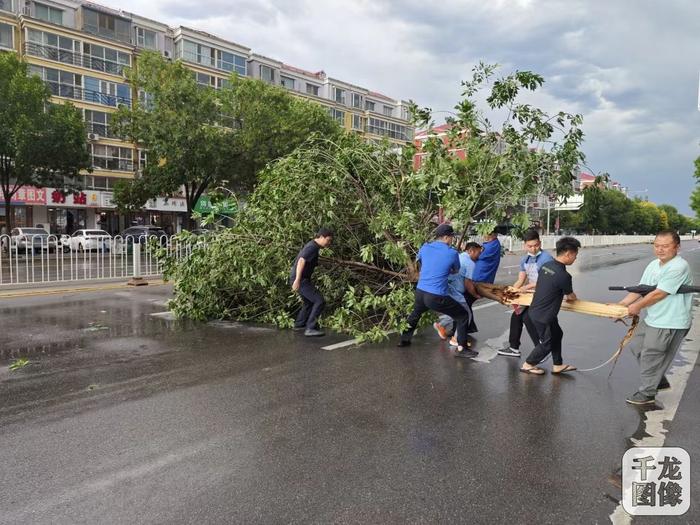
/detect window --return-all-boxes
[30,65,82,100]
[334,88,345,104]
[364,100,375,112]
[83,43,131,75]
[306,83,319,96]
[216,77,231,89]
[280,76,295,89]
[135,27,157,49]
[196,72,216,88]
[84,76,130,106]
[352,114,365,131]
[91,144,133,171]
[0,22,12,50]
[0,1,13,13]
[351,93,362,109]
[383,105,394,117]
[260,65,275,83]
[217,50,246,75]
[26,30,78,65]
[138,150,147,170]
[138,89,154,109]
[368,117,411,141]
[329,108,344,124]
[83,8,131,44]
[35,3,63,25]
[84,109,115,138]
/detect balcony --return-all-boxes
[45,82,131,107]
[86,122,119,139]
[25,42,129,77]
[91,157,134,172]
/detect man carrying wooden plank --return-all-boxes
[617,230,694,405]
[499,229,553,358]
[520,237,581,375]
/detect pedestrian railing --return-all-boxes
[504,234,659,252]
[0,234,201,287]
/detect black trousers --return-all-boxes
[525,317,564,366]
[401,289,471,347]
[294,279,325,330]
[508,306,540,350]
[464,292,478,333]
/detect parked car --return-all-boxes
[67,229,112,252]
[113,226,168,254]
[3,228,56,253]
[57,234,72,253]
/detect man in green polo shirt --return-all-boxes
[618,230,694,405]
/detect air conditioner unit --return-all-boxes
[87,132,100,141]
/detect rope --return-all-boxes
[576,316,639,374]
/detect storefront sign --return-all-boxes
[0,186,47,205]
[194,196,236,214]
[47,189,102,208]
[101,192,115,208]
[146,197,188,212]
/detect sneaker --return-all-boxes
[433,322,448,340]
[658,377,671,390]
[498,347,521,357]
[304,328,325,337]
[625,392,656,405]
[455,346,479,358]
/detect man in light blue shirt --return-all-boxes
[434,242,481,345]
[618,230,694,405]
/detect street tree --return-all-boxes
[111,51,339,225]
[0,53,90,231]
[158,64,587,341]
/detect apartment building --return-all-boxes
[0,0,414,235]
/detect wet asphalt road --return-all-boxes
[0,242,699,524]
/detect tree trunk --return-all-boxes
[3,194,12,233]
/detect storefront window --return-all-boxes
[48,208,86,235]
[0,206,33,233]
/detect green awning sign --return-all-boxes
[194,196,236,214]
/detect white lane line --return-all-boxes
[609,310,700,524]
[322,301,502,350]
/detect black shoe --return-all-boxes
[304,329,325,337]
[658,377,671,390]
[625,392,656,405]
[397,340,411,347]
[454,348,479,358]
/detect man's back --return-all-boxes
[417,241,459,296]
[473,238,501,283]
[528,260,572,323]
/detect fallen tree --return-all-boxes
[160,64,586,342]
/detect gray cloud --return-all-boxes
[107,0,700,213]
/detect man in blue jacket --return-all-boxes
[398,224,477,358]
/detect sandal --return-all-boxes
[520,366,545,375]
[551,365,577,374]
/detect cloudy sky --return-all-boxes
[107,0,700,214]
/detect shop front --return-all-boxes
[0,187,47,234]
[45,188,101,235]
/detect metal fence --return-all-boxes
[0,234,199,287]
[502,234,659,252]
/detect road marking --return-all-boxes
[0,280,167,298]
[322,301,502,350]
[609,309,700,524]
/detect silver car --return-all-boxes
[7,228,57,253]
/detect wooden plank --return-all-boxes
[475,284,629,319]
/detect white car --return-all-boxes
[68,229,112,252]
[2,227,57,253]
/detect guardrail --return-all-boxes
[0,234,200,287]
[503,234,663,252]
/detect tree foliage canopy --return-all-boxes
[0,53,90,229]
[161,64,587,341]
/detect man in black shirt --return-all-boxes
[291,227,333,337]
[520,236,581,375]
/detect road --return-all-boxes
[0,242,698,524]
